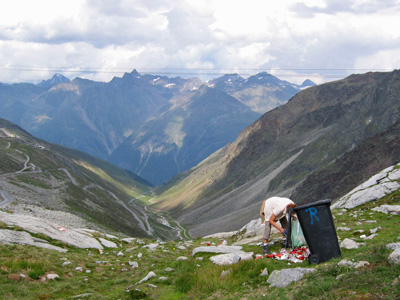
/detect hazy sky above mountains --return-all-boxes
[0,0,399,84]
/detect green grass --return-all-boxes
[0,191,399,299]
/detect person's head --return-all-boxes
[286,203,297,216]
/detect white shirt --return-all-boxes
[263,196,294,222]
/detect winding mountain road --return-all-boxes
[0,190,14,207]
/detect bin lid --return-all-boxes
[293,199,332,211]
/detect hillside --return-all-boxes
[108,85,260,185]
[0,118,178,240]
[0,167,399,299]
[153,70,400,237]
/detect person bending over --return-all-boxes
[260,196,296,254]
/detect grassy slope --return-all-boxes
[1,188,399,300]
[0,118,180,240]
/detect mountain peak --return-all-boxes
[300,79,316,88]
[38,73,70,88]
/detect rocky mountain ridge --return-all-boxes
[153,70,400,237]
[0,70,304,185]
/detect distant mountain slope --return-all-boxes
[290,119,400,203]
[207,72,315,113]
[108,85,260,185]
[153,70,400,237]
[0,118,176,239]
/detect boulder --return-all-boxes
[99,238,118,248]
[192,245,253,262]
[210,253,241,265]
[203,231,238,239]
[388,248,400,265]
[387,243,400,250]
[372,205,400,215]
[340,238,364,249]
[267,268,316,288]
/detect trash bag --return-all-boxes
[291,219,306,247]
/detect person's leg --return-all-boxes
[262,223,271,254]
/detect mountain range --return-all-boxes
[152,70,400,237]
[0,70,312,185]
[2,69,399,239]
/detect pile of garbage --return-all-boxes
[255,247,310,263]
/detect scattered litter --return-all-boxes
[255,247,310,263]
[57,227,66,231]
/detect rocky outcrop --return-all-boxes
[0,211,103,249]
[332,164,400,209]
[0,229,67,252]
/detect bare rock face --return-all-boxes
[0,211,103,249]
[0,229,67,252]
[332,164,400,209]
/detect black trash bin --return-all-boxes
[294,199,341,264]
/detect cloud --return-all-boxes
[0,0,399,84]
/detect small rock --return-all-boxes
[75,267,83,272]
[220,269,231,278]
[336,274,346,280]
[165,267,174,272]
[138,253,142,258]
[46,274,60,280]
[159,277,168,281]
[260,268,269,276]
[117,251,124,256]
[354,261,370,268]
[129,261,139,268]
[337,227,351,231]
[143,243,159,251]
[338,259,355,268]
[365,234,378,240]
[177,245,186,250]
[136,271,157,285]
[70,293,93,299]
[62,261,72,266]
[176,256,188,261]
[370,227,381,234]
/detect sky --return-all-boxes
[0,0,399,85]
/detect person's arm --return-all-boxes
[269,214,285,234]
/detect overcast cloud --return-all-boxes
[0,0,399,84]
